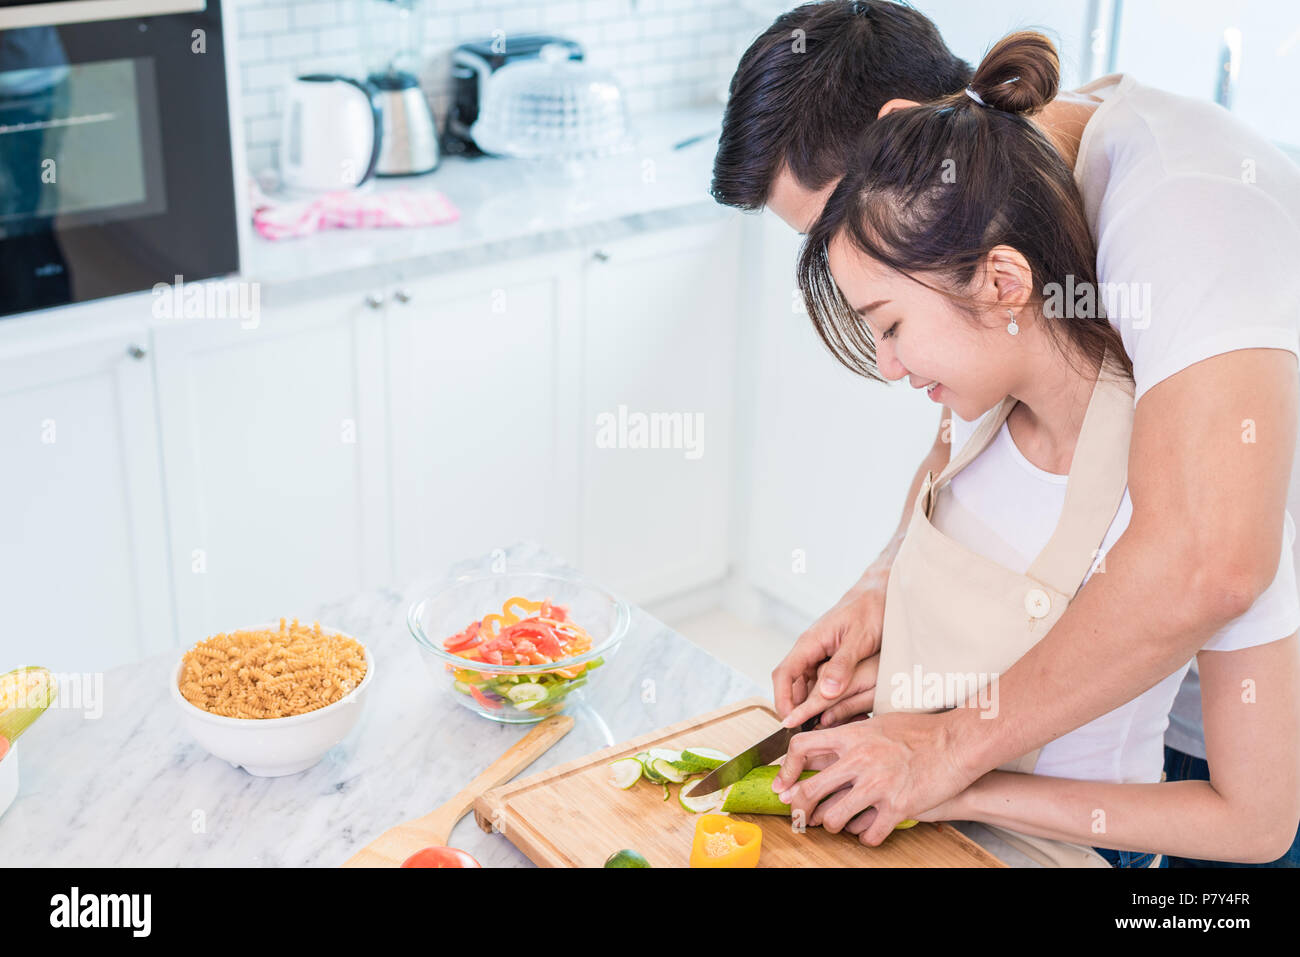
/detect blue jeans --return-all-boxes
[1162,744,1300,867]
[1091,845,1158,868]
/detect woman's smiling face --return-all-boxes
[826,230,1020,422]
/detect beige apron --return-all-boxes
[875,353,1158,867]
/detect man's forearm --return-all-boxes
[946,350,1298,780]
[946,520,1241,778]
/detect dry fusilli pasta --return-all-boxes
[179,619,366,718]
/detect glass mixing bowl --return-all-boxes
[408,570,630,723]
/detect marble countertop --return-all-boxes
[245,105,735,304]
[0,539,1035,868]
[0,542,763,867]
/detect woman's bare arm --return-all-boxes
[941,632,1300,863]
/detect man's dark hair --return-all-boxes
[711,0,973,210]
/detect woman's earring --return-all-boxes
[1006,308,1019,336]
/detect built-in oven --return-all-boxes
[0,0,239,318]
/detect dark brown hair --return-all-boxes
[797,30,1133,384]
[711,0,972,209]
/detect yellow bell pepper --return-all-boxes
[690,815,762,868]
[501,596,545,625]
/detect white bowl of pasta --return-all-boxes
[170,620,375,777]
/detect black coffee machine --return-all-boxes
[443,33,583,157]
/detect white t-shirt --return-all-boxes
[1072,73,1300,402]
[935,413,1299,782]
[1068,73,1300,759]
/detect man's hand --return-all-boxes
[771,583,886,727]
[770,711,977,846]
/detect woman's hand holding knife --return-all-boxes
[771,579,887,728]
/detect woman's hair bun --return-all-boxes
[969,30,1059,115]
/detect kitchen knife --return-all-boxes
[682,715,821,798]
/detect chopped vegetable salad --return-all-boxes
[442,596,603,717]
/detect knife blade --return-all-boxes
[682,715,821,798]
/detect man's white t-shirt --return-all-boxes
[935,73,1300,774]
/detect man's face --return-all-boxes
[763,100,918,232]
[766,166,840,233]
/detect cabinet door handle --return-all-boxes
[591,249,610,262]
[364,292,386,310]
[127,344,148,360]
[393,288,412,304]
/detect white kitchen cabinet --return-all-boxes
[738,215,938,621]
[152,288,392,641]
[384,254,583,585]
[2,214,749,666]
[579,219,741,604]
[0,325,174,672]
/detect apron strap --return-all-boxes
[1025,362,1135,597]
[932,396,1019,491]
[925,349,1134,600]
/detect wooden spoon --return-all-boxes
[342,714,574,867]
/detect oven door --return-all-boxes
[0,0,239,317]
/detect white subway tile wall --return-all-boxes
[233,0,758,177]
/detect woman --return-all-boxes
[791,31,1300,866]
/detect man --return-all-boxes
[713,0,1300,864]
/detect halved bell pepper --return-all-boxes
[689,814,762,868]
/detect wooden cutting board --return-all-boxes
[473,696,1005,867]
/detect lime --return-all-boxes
[604,849,651,868]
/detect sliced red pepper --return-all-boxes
[444,621,482,652]
[470,685,501,710]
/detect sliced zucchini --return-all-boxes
[651,758,688,784]
[505,683,548,709]
[678,777,726,814]
[607,758,643,790]
[674,747,731,772]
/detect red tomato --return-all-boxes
[470,685,501,709]
[401,846,482,868]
